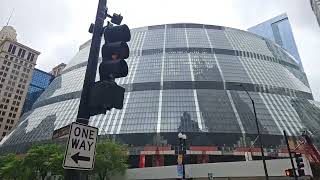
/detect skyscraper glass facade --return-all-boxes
[248,13,303,71]
[0,23,319,155]
[22,68,54,114]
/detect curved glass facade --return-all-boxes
[1,23,320,152]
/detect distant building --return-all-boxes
[51,63,66,76]
[0,26,40,140]
[248,13,303,71]
[310,0,320,26]
[22,68,54,114]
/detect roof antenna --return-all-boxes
[6,9,14,26]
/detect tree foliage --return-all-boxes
[0,144,64,180]
[0,154,25,180]
[0,141,129,180]
[93,140,128,180]
[23,144,64,180]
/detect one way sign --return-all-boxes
[63,122,98,170]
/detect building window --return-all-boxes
[27,52,35,62]
[8,44,13,53]
[2,132,6,137]
[30,54,35,61]
[8,45,17,55]
[21,49,26,58]
[17,49,22,57]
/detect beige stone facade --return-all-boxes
[311,0,320,26]
[51,63,66,77]
[0,26,39,140]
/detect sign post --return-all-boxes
[63,122,98,170]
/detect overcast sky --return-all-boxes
[1,0,320,100]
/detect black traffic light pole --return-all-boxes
[76,0,107,124]
[64,0,107,179]
[239,85,269,180]
[283,130,298,180]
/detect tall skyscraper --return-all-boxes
[248,13,303,70]
[0,26,40,140]
[310,0,320,26]
[22,68,54,114]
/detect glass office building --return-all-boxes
[248,13,303,71]
[0,23,319,156]
[22,68,54,114]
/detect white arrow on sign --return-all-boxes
[63,122,98,170]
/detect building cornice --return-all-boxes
[1,38,40,55]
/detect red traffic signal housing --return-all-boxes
[285,169,294,177]
[101,41,129,59]
[88,23,131,115]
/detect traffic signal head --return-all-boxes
[103,24,131,43]
[294,153,305,177]
[99,59,128,80]
[102,41,129,59]
[285,169,294,177]
[93,24,131,114]
[88,81,125,115]
[295,153,305,168]
[100,24,131,81]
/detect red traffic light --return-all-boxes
[102,41,129,59]
[285,169,294,177]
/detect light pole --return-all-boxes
[178,132,187,179]
[238,84,269,180]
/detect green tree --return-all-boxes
[24,144,64,180]
[93,140,128,180]
[0,154,25,180]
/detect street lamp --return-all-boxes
[238,84,269,180]
[178,132,187,179]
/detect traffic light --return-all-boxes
[285,169,294,177]
[295,153,305,176]
[88,24,131,115]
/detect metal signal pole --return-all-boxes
[64,0,107,179]
[239,84,269,180]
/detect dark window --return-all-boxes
[167,23,185,28]
[204,25,224,30]
[21,49,26,58]
[8,44,13,53]
[17,49,22,57]
[27,52,31,60]
[30,54,35,61]
[185,23,203,28]
[148,25,165,30]
[11,45,16,54]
